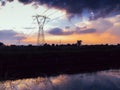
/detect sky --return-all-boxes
[0,0,120,45]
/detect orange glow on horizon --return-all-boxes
[22,32,120,45]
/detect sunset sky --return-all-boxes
[0,0,120,45]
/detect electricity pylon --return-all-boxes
[33,15,49,45]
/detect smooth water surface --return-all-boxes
[0,69,120,90]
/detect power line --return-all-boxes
[41,8,50,15]
[50,14,66,22]
[43,11,66,25]
[46,10,59,17]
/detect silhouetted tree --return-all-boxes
[77,40,82,46]
[0,42,5,46]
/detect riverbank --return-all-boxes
[0,44,120,80]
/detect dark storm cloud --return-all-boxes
[18,0,32,4]
[0,30,26,40]
[17,0,120,19]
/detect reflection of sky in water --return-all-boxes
[0,69,120,90]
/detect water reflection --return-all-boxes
[0,69,120,90]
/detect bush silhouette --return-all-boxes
[0,42,5,46]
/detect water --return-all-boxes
[0,69,120,90]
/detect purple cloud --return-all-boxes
[48,28,73,35]
[48,27,96,35]
[0,30,26,42]
[76,28,96,34]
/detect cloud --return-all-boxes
[48,27,96,35]
[48,28,73,35]
[16,0,120,19]
[0,30,26,43]
[105,15,120,37]
[0,0,6,6]
[1,0,119,21]
[109,24,120,37]
[0,0,13,6]
[76,28,96,34]
[89,18,113,33]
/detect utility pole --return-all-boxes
[17,38,21,45]
[33,15,49,45]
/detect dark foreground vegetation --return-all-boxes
[0,43,120,80]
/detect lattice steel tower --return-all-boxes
[33,15,49,45]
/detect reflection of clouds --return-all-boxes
[51,75,68,85]
[51,75,69,89]
[0,70,120,90]
[99,69,120,78]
